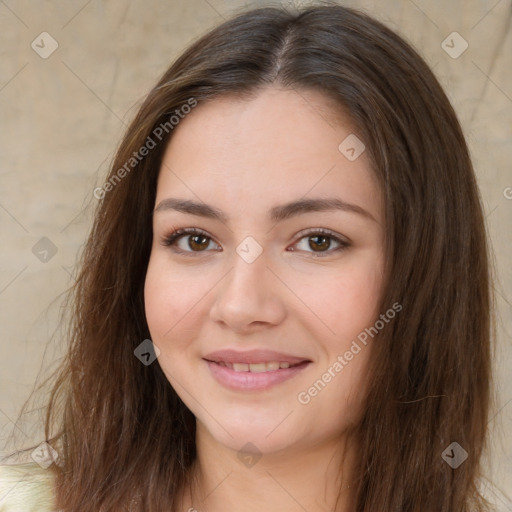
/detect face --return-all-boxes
[144,86,385,456]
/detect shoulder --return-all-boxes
[0,462,57,512]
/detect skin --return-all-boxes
[144,86,385,512]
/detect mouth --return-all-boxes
[205,360,308,372]
[203,349,312,391]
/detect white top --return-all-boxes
[0,463,56,512]
[1,462,510,511]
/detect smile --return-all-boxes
[214,361,297,372]
[205,359,311,391]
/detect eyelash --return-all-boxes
[159,227,350,258]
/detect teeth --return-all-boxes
[232,363,249,372]
[249,363,267,373]
[223,361,295,372]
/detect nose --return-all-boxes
[209,248,287,333]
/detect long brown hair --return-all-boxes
[8,3,494,511]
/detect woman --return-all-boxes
[0,3,493,511]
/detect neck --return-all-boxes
[178,423,357,512]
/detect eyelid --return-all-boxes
[293,227,351,246]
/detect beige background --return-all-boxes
[0,0,511,509]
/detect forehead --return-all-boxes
[155,86,381,224]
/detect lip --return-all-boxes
[205,359,311,391]
[203,349,310,365]
[203,349,312,392]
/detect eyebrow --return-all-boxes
[154,197,376,223]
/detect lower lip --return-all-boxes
[205,360,310,391]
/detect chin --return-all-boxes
[198,415,299,455]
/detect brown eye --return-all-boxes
[290,229,350,257]
[187,234,210,251]
[161,228,220,256]
[308,235,331,252]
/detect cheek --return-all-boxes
[335,266,382,333]
[293,253,383,341]
[144,257,198,385]
[144,272,190,368]
[144,260,174,340]
[143,254,205,340]
[143,255,218,385]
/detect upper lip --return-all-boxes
[203,349,311,365]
